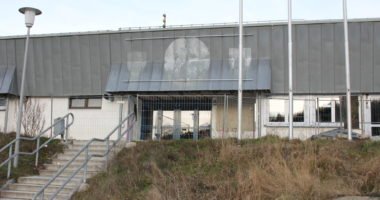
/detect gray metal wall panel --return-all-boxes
[151,31,164,62]
[349,23,361,93]
[89,35,102,94]
[209,29,223,91]
[221,28,235,90]
[0,67,7,92]
[70,36,83,95]
[6,40,16,66]
[374,23,380,92]
[110,33,122,65]
[321,24,335,93]
[2,20,380,96]
[0,65,16,95]
[0,41,7,68]
[42,38,54,95]
[122,33,131,65]
[161,31,175,91]
[309,25,322,93]
[78,35,93,95]
[60,37,73,96]
[258,27,271,59]
[210,29,223,60]
[98,34,111,92]
[32,38,44,96]
[295,25,310,93]
[51,37,64,95]
[334,23,346,93]
[271,26,286,93]
[360,22,374,93]
[197,29,211,90]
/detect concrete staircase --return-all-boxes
[0,140,124,200]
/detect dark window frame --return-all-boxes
[69,96,102,109]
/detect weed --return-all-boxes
[74,137,380,200]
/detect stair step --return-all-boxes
[68,145,110,151]
[39,169,100,178]
[17,176,81,187]
[7,183,74,194]
[73,140,116,146]
[0,190,69,200]
[45,163,104,171]
[56,154,108,160]
[0,140,130,200]
[52,158,105,166]
[63,149,109,156]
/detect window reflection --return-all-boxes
[317,97,341,123]
[269,99,285,122]
[293,100,304,122]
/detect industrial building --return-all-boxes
[0,18,380,140]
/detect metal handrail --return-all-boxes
[0,113,74,180]
[33,112,135,200]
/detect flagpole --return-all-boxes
[288,0,293,140]
[237,0,243,141]
[343,0,352,141]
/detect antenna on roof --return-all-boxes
[162,13,167,28]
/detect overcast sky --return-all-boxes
[1,0,380,36]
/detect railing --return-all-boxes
[0,113,74,180]
[33,112,135,200]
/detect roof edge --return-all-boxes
[1,17,380,39]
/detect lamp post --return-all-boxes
[343,0,352,141]
[288,0,294,140]
[237,0,243,141]
[14,7,42,167]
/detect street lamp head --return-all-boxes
[19,7,42,28]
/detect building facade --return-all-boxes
[0,19,380,140]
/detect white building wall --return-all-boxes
[1,94,376,141]
[0,97,126,140]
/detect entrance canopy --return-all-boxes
[105,59,271,93]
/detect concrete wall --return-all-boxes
[211,96,255,139]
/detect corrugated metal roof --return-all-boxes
[105,59,271,93]
[0,65,17,95]
[1,20,380,96]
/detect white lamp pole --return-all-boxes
[237,0,244,141]
[14,7,42,167]
[288,0,293,140]
[343,0,352,141]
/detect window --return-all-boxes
[269,99,285,122]
[69,97,102,109]
[293,100,305,122]
[269,99,305,123]
[371,100,380,136]
[316,97,341,123]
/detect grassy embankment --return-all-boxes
[74,136,380,200]
[0,132,64,185]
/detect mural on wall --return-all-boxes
[127,51,147,81]
[228,48,252,72]
[164,38,210,80]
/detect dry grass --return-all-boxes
[0,132,64,185]
[73,136,380,200]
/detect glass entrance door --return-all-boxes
[152,110,211,140]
